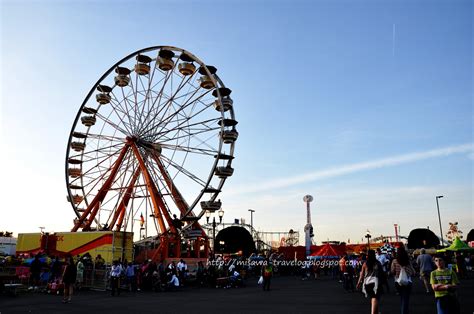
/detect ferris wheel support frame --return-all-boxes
[72,144,130,232]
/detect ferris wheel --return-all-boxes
[66,46,237,241]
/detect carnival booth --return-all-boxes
[309,243,346,259]
[437,237,474,253]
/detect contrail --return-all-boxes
[392,23,396,56]
[227,143,473,196]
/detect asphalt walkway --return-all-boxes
[1,275,473,313]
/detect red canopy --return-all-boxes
[310,243,346,257]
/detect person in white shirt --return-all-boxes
[167,273,180,291]
[177,259,187,286]
[110,260,123,296]
[376,249,390,293]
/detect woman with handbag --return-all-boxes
[391,246,416,314]
[357,250,385,314]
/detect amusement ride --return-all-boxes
[65,46,237,260]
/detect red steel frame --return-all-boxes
[71,138,208,259]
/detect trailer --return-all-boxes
[16,231,133,264]
[0,236,16,255]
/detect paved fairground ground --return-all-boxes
[1,275,473,314]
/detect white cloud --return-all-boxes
[227,143,474,196]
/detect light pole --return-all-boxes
[365,230,372,251]
[436,195,444,246]
[206,208,224,253]
[248,209,255,231]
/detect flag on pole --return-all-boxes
[140,213,145,228]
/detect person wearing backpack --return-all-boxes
[430,255,460,314]
[357,250,385,314]
[391,246,416,314]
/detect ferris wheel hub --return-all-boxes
[137,139,162,156]
[126,135,137,143]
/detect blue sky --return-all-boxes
[1,0,472,244]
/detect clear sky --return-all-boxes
[1,0,472,244]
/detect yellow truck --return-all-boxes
[16,231,133,264]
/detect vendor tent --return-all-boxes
[437,237,474,253]
[309,243,345,259]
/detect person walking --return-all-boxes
[416,248,435,293]
[261,260,273,291]
[76,257,84,291]
[431,255,460,314]
[125,262,136,292]
[29,255,42,288]
[340,255,354,291]
[376,248,390,293]
[391,246,416,314]
[62,256,77,303]
[357,250,385,314]
[110,260,123,296]
[177,259,187,286]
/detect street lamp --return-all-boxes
[365,230,372,251]
[206,208,224,253]
[436,195,444,246]
[248,209,255,231]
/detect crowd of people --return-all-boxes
[350,248,469,314]
[0,247,472,313]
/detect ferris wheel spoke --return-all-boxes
[146,88,199,125]
[152,155,191,216]
[146,160,180,218]
[150,117,219,140]
[138,61,165,135]
[118,86,140,133]
[140,73,195,138]
[152,88,212,138]
[81,149,132,198]
[135,177,161,234]
[94,112,130,136]
[135,73,154,134]
[160,143,218,156]
[69,142,124,161]
[137,67,175,136]
[160,122,219,144]
[175,130,219,155]
[130,142,175,233]
[86,133,126,142]
[107,94,134,133]
[79,144,131,191]
[151,100,216,142]
[159,154,207,187]
[128,71,143,134]
[158,126,220,143]
[108,92,139,134]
